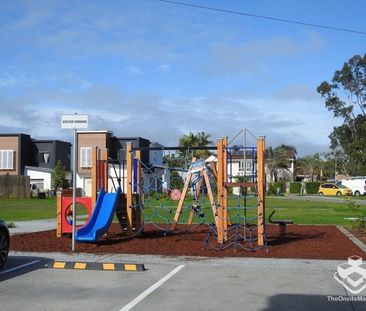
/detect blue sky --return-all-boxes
[0,0,365,155]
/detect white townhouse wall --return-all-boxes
[24,167,53,190]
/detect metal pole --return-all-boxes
[72,128,77,252]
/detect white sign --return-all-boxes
[61,114,88,129]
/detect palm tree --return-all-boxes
[178,131,212,159]
[265,144,297,182]
[295,153,324,181]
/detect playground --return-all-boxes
[7,130,366,260]
[5,130,366,311]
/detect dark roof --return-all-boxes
[0,133,30,137]
[32,139,71,146]
[24,166,54,173]
[116,136,149,141]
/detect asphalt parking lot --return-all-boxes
[1,252,365,311]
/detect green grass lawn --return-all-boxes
[0,195,365,226]
[0,197,56,221]
[140,194,366,226]
[265,198,365,225]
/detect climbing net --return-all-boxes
[132,153,214,235]
[117,139,268,252]
[205,171,268,251]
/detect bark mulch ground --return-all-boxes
[10,224,366,260]
[348,228,366,245]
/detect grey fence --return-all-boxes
[0,175,30,199]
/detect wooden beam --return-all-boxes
[100,149,108,191]
[171,157,196,230]
[216,139,224,244]
[209,161,218,181]
[91,146,98,210]
[257,137,265,246]
[224,182,257,188]
[187,174,202,225]
[202,169,218,228]
[56,191,62,237]
[135,149,142,234]
[222,137,228,241]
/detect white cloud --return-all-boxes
[158,64,171,72]
[0,84,335,155]
[125,66,143,76]
[0,72,36,88]
[204,32,325,76]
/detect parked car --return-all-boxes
[0,220,9,269]
[339,178,366,196]
[318,183,352,196]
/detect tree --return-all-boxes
[317,54,366,175]
[170,171,184,190]
[295,153,324,181]
[265,144,296,182]
[178,131,213,159]
[52,160,67,189]
[324,149,350,178]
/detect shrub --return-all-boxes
[347,218,366,232]
[344,196,361,210]
[305,182,321,194]
[52,160,67,189]
[289,182,302,194]
[170,171,184,190]
[268,182,285,195]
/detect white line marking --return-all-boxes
[0,260,41,276]
[119,264,185,311]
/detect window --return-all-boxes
[39,152,50,163]
[239,159,253,174]
[80,147,92,168]
[0,150,15,170]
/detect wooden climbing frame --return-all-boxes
[170,158,218,231]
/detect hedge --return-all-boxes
[289,182,302,194]
[305,182,321,194]
[268,182,285,195]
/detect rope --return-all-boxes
[122,150,267,252]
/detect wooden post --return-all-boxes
[100,149,108,191]
[187,173,202,225]
[171,157,196,230]
[257,137,265,246]
[202,169,219,228]
[91,146,98,210]
[222,137,228,241]
[126,142,133,237]
[135,149,142,233]
[216,139,224,244]
[56,190,62,237]
[209,162,218,181]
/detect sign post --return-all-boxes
[61,113,88,251]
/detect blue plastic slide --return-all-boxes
[75,187,121,243]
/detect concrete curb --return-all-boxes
[337,225,366,254]
[10,250,347,267]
